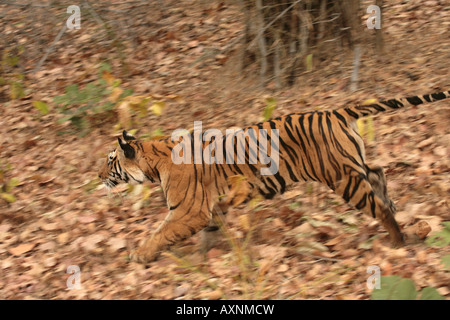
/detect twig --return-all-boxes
[298,8,309,57]
[248,0,303,51]
[274,35,281,89]
[32,24,67,73]
[255,0,268,88]
[323,37,340,43]
[84,0,106,26]
[222,34,245,54]
[317,0,327,41]
[350,45,361,93]
[299,253,343,263]
[0,1,56,8]
[375,0,384,55]
[0,1,126,12]
[314,13,341,26]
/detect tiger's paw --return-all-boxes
[129,246,160,265]
[388,200,397,215]
[390,233,405,248]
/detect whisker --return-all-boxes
[104,181,125,204]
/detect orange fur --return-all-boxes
[98,91,449,263]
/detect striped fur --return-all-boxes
[98,91,449,263]
[343,91,449,118]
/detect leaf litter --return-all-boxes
[0,0,448,299]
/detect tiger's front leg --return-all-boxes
[131,228,173,264]
[130,208,211,264]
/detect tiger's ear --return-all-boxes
[123,130,136,141]
[118,137,135,159]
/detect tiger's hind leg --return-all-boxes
[366,164,396,214]
[199,201,229,253]
[334,170,404,247]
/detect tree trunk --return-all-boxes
[375,0,384,54]
[241,0,362,87]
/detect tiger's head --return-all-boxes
[98,130,147,189]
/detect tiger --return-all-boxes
[98,91,449,264]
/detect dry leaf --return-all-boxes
[226,175,250,207]
[8,243,36,256]
[415,220,432,239]
[238,214,251,232]
[197,289,223,300]
[102,71,115,86]
[276,264,289,273]
[117,101,131,128]
[107,237,127,251]
[39,222,59,231]
[150,101,165,116]
[57,232,70,244]
[108,87,124,103]
[1,0,448,300]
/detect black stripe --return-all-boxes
[373,104,386,112]
[337,122,364,167]
[169,201,181,211]
[349,175,364,200]
[381,99,403,109]
[152,145,168,157]
[127,171,143,183]
[333,110,347,126]
[246,128,259,163]
[273,171,288,192]
[204,226,219,232]
[431,92,446,100]
[284,116,302,148]
[342,176,353,202]
[405,96,423,105]
[304,114,321,182]
[343,108,359,118]
[422,94,431,102]
[325,113,342,184]
[317,112,332,186]
[264,177,279,194]
[356,104,386,113]
[259,185,277,199]
[293,121,316,181]
[144,172,155,183]
[368,192,376,218]
[355,193,367,210]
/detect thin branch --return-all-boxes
[0,1,126,12]
[350,45,362,93]
[0,1,56,8]
[255,0,268,88]
[313,13,341,25]
[32,24,67,73]
[274,36,281,89]
[247,0,303,51]
[84,0,106,26]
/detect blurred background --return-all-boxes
[0,0,449,299]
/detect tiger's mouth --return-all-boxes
[103,178,119,190]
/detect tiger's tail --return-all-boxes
[341,91,450,119]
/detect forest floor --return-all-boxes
[0,0,449,299]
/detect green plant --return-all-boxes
[0,162,19,203]
[32,100,50,115]
[53,63,133,136]
[1,46,26,100]
[371,276,444,300]
[263,97,277,121]
[441,255,450,270]
[426,222,450,247]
